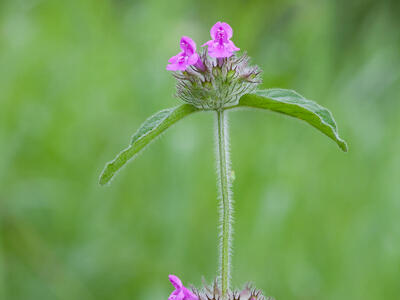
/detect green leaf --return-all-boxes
[99,104,199,185]
[231,89,348,152]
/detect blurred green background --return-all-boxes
[1,0,399,299]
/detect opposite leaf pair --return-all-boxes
[99,88,347,186]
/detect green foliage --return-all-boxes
[233,89,348,151]
[99,104,198,185]
[100,87,347,186]
[1,0,399,299]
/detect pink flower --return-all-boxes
[202,21,240,58]
[168,275,198,300]
[167,36,203,71]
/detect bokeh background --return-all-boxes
[1,0,399,299]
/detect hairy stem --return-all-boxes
[215,109,233,298]
[0,228,5,300]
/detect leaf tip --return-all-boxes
[98,164,113,186]
[98,175,108,186]
[98,177,108,186]
[338,139,348,152]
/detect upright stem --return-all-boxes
[215,109,233,298]
[0,228,5,300]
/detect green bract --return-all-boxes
[99,88,347,185]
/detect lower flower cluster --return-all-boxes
[194,284,273,300]
[168,275,274,300]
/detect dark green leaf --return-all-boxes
[99,104,198,185]
[231,89,348,151]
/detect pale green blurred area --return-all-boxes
[0,0,400,299]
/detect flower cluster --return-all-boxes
[167,22,261,110]
[168,275,273,300]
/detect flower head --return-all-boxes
[202,22,240,58]
[168,275,199,300]
[174,49,261,109]
[167,36,201,71]
[167,22,261,109]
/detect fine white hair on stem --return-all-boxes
[214,109,234,298]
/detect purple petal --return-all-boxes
[167,60,188,71]
[169,275,183,289]
[210,21,233,40]
[168,289,185,300]
[210,21,221,39]
[166,63,180,71]
[220,22,233,39]
[183,287,198,300]
[180,36,197,55]
[168,53,182,64]
[201,40,214,47]
[227,40,240,51]
[187,53,199,65]
[167,275,199,300]
[209,49,233,58]
[207,43,234,58]
[167,52,191,71]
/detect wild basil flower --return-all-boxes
[167,36,204,71]
[172,49,261,109]
[168,275,199,300]
[166,22,260,110]
[202,21,240,58]
[100,20,347,300]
